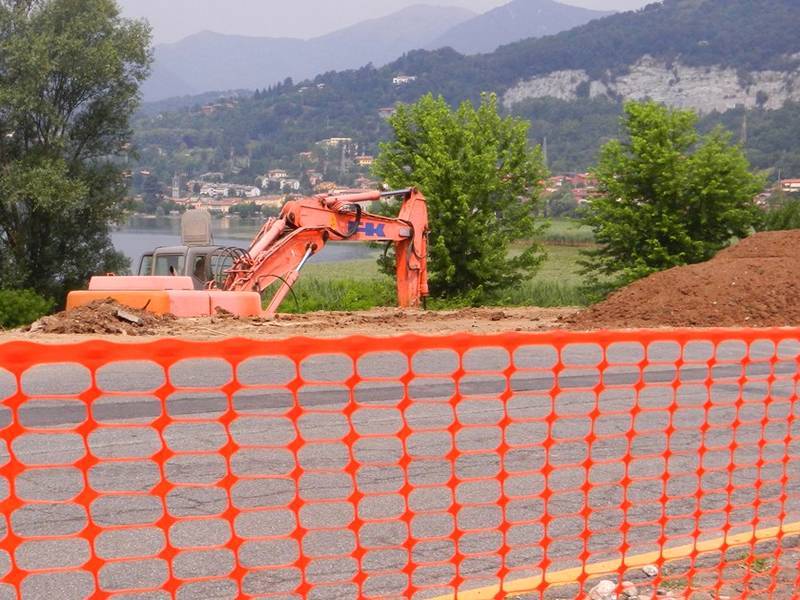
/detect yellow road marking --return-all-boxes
[430,521,800,600]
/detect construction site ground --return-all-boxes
[0,305,579,343]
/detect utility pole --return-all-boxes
[740,112,748,146]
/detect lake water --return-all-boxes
[112,215,378,269]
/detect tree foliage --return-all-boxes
[0,288,53,329]
[0,0,151,301]
[581,101,764,293]
[374,93,547,300]
[761,193,800,231]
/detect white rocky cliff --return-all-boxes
[503,56,800,114]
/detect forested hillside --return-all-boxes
[132,0,800,187]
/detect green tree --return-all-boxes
[374,93,547,300]
[547,186,580,218]
[581,101,764,295]
[761,192,800,231]
[0,0,151,301]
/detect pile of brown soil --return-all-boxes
[29,299,175,336]
[570,230,800,329]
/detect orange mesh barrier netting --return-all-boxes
[0,329,798,599]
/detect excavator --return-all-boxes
[67,188,429,317]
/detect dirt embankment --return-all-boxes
[569,230,800,330]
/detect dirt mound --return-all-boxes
[30,299,175,336]
[570,231,800,329]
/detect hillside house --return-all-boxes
[199,183,260,199]
[196,197,237,213]
[231,185,262,198]
[200,183,229,198]
[253,196,285,210]
[267,169,289,181]
[317,137,353,148]
[315,181,338,193]
[355,155,374,167]
[355,176,379,189]
[280,178,301,192]
[198,172,224,182]
[392,75,417,86]
[781,179,800,193]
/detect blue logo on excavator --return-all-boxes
[348,221,386,237]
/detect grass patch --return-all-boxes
[494,279,588,307]
[279,277,395,313]
[301,258,382,281]
[537,244,586,286]
[539,218,595,246]
[273,243,590,313]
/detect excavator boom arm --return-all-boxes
[224,188,429,316]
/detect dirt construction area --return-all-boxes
[2,302,577,342]
[1,229,799,343]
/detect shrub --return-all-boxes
[0,289,54,329]
[762,197,800,231]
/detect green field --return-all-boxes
[538,218,595,246]
[280,239,591,313]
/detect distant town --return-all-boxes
[128,157,798,220]
[127,134,387,216]
[127,99,800,220]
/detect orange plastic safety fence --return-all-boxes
[0,329,798,600]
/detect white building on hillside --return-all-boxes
[392,75,417,86]
[280,178,301,192]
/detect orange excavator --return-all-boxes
[67,188,429,317]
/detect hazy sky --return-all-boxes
[119,0,654,45]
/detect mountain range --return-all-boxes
[428,0,611,54]
[143,0,613,101]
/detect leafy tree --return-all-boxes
[374,93,547,300]
[0,289,53,329]
[0,0,151,301]
[581,101,764,294]
[547,187,580,218]
[761,192,800,231]
[141,175,163,214]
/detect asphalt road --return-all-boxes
[0,340,798,599]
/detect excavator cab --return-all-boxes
[137,246,225,289]
[135,211,241,289]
